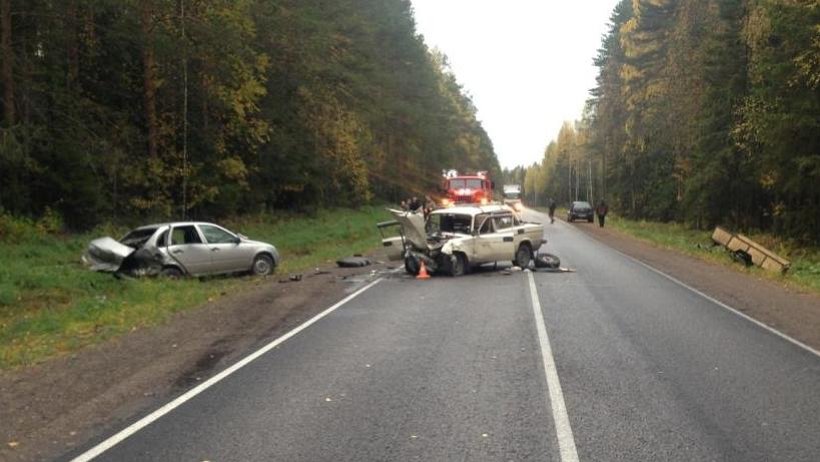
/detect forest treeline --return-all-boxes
[0,0,499,229]
[510,0,819,243]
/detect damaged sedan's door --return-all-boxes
[198,224,255,273]
[167,225,211,275]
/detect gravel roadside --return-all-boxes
[0,259,395,462]
[568,219,820,352]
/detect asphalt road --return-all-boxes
[66,209,820,461]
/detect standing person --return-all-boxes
[408,196,423,212]
[548,198,556,224]
[596,200,608,228]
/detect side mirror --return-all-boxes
[233,236,241,244]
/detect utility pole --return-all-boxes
[181,0,188,219]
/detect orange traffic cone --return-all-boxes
[416,260,431,280]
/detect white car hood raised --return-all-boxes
[389,209,429,250]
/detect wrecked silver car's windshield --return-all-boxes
[120,228,158,248]
[427,213,472,234]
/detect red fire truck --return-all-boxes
[440,170,495,207]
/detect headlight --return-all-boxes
[480,197,488,205]
[441,198,451,206]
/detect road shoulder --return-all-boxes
[0,261,393,462]
[567,220,820,354]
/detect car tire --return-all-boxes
[251,254,274,276]
[450,253,467,277]
[515,244,532,269]
[161,266,183,279]
[405,255,420,276]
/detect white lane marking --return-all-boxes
[527,271,580,462]
[564,222,820,360]
[610,247,820,359]
[71,277,385,462]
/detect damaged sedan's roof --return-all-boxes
[433,204,514,216]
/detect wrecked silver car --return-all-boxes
[83,222,280,277]
[383,204,545,276]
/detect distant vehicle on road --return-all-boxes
[502,184,524,212]
[567,201,594,223]
[83,222,280,278]
[383,204,545,276]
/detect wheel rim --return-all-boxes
[517,248,531,268]
[254,258,271,275]
[453,255,464,276]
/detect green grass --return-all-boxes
[0,206,390,369]
[604,215,820,295]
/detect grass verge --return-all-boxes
[603,215,820,295]
[0,206,390,369]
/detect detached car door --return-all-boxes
[198,224,255,274]
[167,225,212,275]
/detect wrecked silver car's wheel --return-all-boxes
[161,266,183,279]
[515,244,532,269]
[404,256,420,276]
[252,254,274,276]
[450,253,467,277]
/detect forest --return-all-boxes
[0,0,500,230]
[510,0,819,243]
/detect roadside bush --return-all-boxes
[0,209,64,244]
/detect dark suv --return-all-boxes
[567,201,594,222]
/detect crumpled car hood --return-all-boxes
[82,237,136,272]
[389,209,428,250]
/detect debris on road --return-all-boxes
[278,274,303,283]
[336,256,372,268]
[534,252,561,269]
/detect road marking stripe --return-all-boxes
[572,227,820,360]
[71,277,385,462]
[527,271,580,462]
[616,249,820,359]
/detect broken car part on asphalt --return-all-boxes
[82,222,280,278]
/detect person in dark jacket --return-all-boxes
[596,200,609,228]
[548,198,556,224]
[408,196,423,212]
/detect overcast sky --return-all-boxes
[410,0,620,169]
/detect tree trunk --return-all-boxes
[66,0,80,87]
[1,0,14,126]
[140,0,158,158]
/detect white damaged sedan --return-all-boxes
[82,222,280,277]
[382,204,545,276]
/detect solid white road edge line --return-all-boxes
[70,277,385,462]
[527,271,580,462]
[562,218,820,360]
[612,247,820,359]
